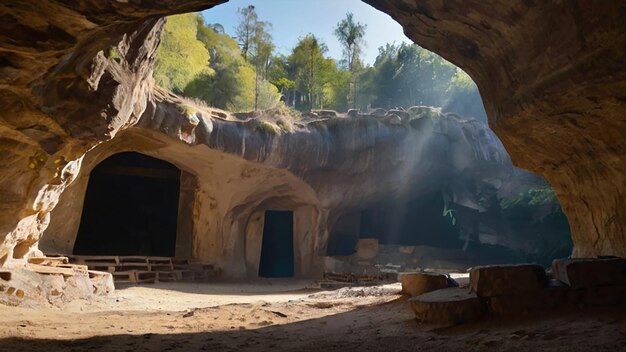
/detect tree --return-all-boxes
[154,14,212,94]
[288,34,329,110]
[235,5,258,62]
[235,5,274,110]
[334,12,367,108]
[179,17,279,112]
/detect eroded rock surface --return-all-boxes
[364,0,626,257]
[0,0,624,284]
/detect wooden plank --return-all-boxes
[87,270,112,279]
[157,271,182,282]
[28,256,69,266]
[88,265,116,273]
[135,271,157,283]
[119,256,148,263]
[57,263,89,271]
[27,264,80,276]
[72,256,120,264]
[112,271,137,283]
[147,257,173,264]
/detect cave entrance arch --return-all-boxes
[73,152,184,257]
[258,210,295,278]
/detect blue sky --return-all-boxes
[202,0,411,65]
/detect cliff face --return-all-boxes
[0,0,624,271]
[42,93,539,277]
[364,0,626,257]
[0,1,225,266]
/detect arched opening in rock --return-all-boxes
[258,210,295,278]
[73,152,182,257]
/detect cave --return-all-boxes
[72,152,181,257]
[360,192,460,247]
[258,210,295,278]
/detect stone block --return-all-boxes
[400,272,450,297]
[355,239,379,260]
[552,258,626,288]
[487,283,566,316]
[567,284,626,306]
[469,264,547,297]
[409,287,484,325]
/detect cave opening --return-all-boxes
[258,210,295,278]
[73,152,181,257]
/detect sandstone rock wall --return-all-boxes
[1,0,624,274]
[364,0,626,256]
[43,98,523,278]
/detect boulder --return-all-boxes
[386,109,409,119]
[313,110,338,118]
[409,116,434,132]
[347,109,360,118]
[552,258,626,288]
[386,114,402,125]
[400,272,450,297]
[354,239,379,260]
[370,108,387,117]
[486,281,566,315]
[469,264,548,297]
[409,287,484,325]
[567,284,626,306]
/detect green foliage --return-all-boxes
[154,13,279,112]
[154,14,212,94]
[153,10,484,119]
[334,12,367,108]
[334,12,367,72]
[501,186,559,210]
[288,34,330,110]
[256,120,281,135]
[105,47,121,61]
[178,104,196,116]
[442,205,457,226]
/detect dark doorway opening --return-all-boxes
[73,152,181,257]
[258,210,294,278]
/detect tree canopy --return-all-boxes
[153,11,486,122]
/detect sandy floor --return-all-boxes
[0,281,625,352]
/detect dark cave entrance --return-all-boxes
[73,152,181,257]
[258,210,295,278]
[360,192,461,247]
[326,192,462,256]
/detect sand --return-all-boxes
[0,280,625,351]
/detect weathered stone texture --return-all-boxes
[400,272,450,297]
[364,0,626,257]
[552,258,626,288]
[0,0,625,279]
[409,287,485,325]
[469,264,548,297]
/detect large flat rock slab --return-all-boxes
[552,258,626,288]
[469,264,547,297]
[567,284,626,306]
[409,287,484,325]
[487,282,566,316]
[400,272,450,297]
